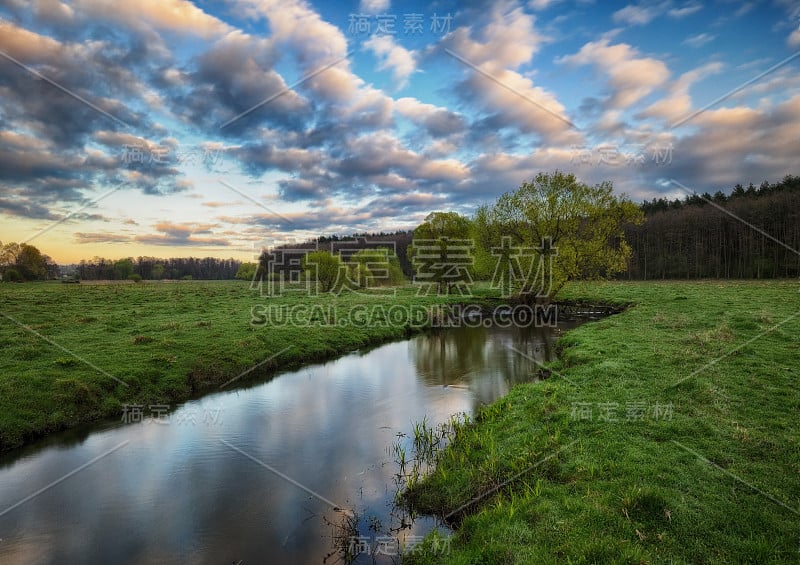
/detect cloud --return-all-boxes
[637,62,723,122]
[0,197,60,220]
[202,201,240,208]
[612,3,667,26]
[528,0,561,10]
[363,35,417,88]
[441,4,579,145]
[682,33,715,48]
[558,38,670,110]
[74,232,132,244]
[171,30,310,134]
[358,0,390,14]
[134,222,233,246]
[394,98,466,137]
[32,0,76,24]
[74,0,232,39]
[443,4,546,69]
[240,0,395,129]
[789,28,800,47]
[668,3,702,18]
[662,95,800,189]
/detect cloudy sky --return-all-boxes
[0,0,798,262]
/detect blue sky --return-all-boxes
[0,0,798,262]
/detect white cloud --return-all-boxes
[682,33,715,48]
[394,97,465,137]
[359,0,390,14]
[442,3,578,144]
[528,0,560,10]
[734,3,754,18]
[666,95,800,187]
[637,62,724,122]
[788,28,800,47]
[613,3,666,26]
[75,0,232,38]
[558,38,670,110]
[363,35,417,88]
[668,3,702,18]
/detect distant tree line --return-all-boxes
[623,175,800,279]
[74,256,242,280]
[7,174,797,285]
[260,231,416,276]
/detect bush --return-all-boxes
[128,274,142,283]
[3,269,22,282]
[182,275,193,281]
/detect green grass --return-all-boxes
[0,280,475,451]
[404,280,800,564]
[2,279,799,562]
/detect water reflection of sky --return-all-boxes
[0,321,577,564]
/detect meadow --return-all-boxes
[0,280,470,450]
[1,279,798,564]
[404,280,800,564]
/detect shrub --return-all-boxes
[3,269,22,282]
[128,274,142,283]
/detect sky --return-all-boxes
[0,0,798,263]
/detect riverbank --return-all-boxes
[0,281,476,451]
[404,280,800,563]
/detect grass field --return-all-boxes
[2,280,798,563]
[0,280,473,451]
[404,280,800,564]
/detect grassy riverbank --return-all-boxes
[405,280,800,564]
[0,280,471,451]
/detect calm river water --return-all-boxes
[0,318,585,564]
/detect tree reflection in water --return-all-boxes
[411,321,574,408]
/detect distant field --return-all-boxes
[0,280,472,450]
[405,280,800,564]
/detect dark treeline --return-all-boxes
[74,256,241,280]
[268,231,416,276]
[624,175,800,279]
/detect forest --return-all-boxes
[624,175,800,279]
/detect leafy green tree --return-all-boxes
[235,262,257,281]
[1,242,48,280]
[151,263,165,280]
[302,250,343,293]
[348,248,405,287]
[349,261,373,288]
[113,258,134,280]
[409,212,474,294]
[1,242,22,266]
[477,171,643,301]
[412,211,472,241]
[16,244,48,280]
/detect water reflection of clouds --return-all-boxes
[0,322,580,563]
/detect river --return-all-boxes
[0,318,586,564]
